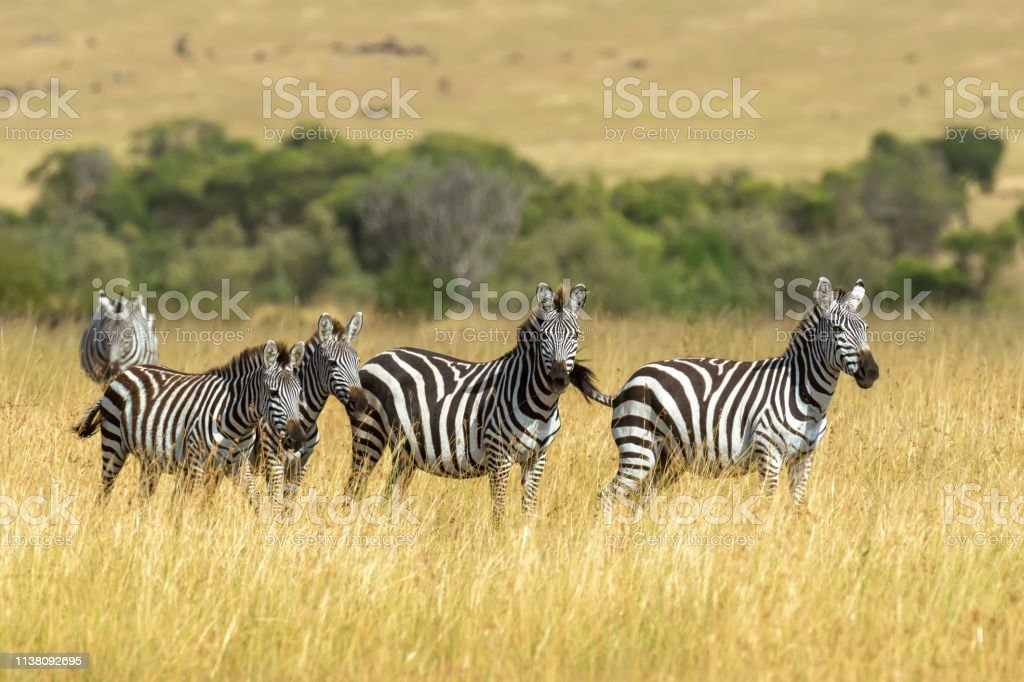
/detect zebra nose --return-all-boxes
[347,386,369,416]
[550,360,569,391]
[282,419,306,449]
[854,350,879,388]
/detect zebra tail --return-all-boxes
[72,401,103,438]
[570,363,615,407]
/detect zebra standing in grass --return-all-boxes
[252,312,368,506]
[80,292,159,383]
[73,340,307,504]
[599,277,879,511]
[344,282,611,525]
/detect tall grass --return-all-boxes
[0,307,1021,679]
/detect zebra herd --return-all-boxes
[73,278,878,522]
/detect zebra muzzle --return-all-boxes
[854,350,879,388]
[282,419,306,449]
[346,386,369,417]
[550,360,570,392]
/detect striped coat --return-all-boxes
[80,293,159,383]
[344,283,610,525]
[73,340,307,504]
[599,277,879,510]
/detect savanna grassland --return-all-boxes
[1,305,1022,679]
[2,0,1024,224]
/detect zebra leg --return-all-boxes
[755,446,782,498]
[344,425,386,503]
[384,449,415,503]
[487,449,514,528]
[237,458,261,510]
[134,458,159,504]
[787,452,814,507]
[520,450,547,516]
[597,432,659,518]
[99,425,129,498]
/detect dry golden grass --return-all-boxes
[1,304,1023,679]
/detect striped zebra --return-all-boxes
[344,282,611,526]
[599,277,879,511]
[252,312,368,506]
[80,292,159,383]
[72,339,307,504]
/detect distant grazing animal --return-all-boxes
[80,293,158,383]
[73,340,307,504]
[252,313,367,506]
[599,277,879,511]
[345,282,612,526]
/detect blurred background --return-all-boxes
[1,0,1022,316]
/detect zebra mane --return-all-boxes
[306,317,347,347]
[210,340,291,377]
[516,285,573,336]
[786,286,849,351]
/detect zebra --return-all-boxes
[80,292,159,383]
[252,312,368,506]
[72,339,308,504]
[344,282,612,526]
[598,277,879,512]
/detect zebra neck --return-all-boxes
[504,339,562,413]
[298,342,332,419]
[782,346,841,417]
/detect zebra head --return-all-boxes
[260,340,308,450]
[314,311,367,416]
[813,277,879,388]
[532,282,587,393]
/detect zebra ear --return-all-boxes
[346,312,363,343]
[97,293,115,319]
[289,341,306,368]
[814,277,835,310]
[568,284,587,312]
[536,283,555,312]
[318,313,334,343]
[845,279,866,311]
[263,340,279,368]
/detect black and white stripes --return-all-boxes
[599,277,879,510]
[253,312,367,506]
[79,293,159,383]
[344,282,609,525]
[73,339,307,504]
